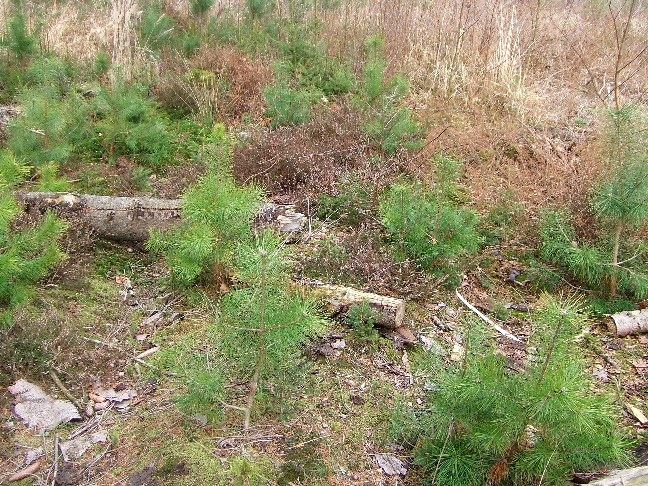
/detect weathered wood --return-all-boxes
[589,466,648,486]
[16,192,182,241]
[0,105,19,143]
[14,192,305,242]
[608,308,648,337]
[304,280,405,329]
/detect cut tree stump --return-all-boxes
[608,309,648,337]
[304,280,405,329]
[589,466,648,485]
[15,192,305,241]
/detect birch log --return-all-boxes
[589,466,648,485]
[608,308,648,337]
[14,192,305,241]
[305,280,405,329]
[16,192,182,241]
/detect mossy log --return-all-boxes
[304,280,405,329]
[608,308,648,337]
[589,466,648,485]
[14,192,305,241]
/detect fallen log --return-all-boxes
[304,280,405,329]
[16,192,182,241]
[589,466,648,485]
[608,308,648,337]
[14,192,305,242]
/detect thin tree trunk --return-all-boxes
[244,250,267,430]
[610,221,623,298]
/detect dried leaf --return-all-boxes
[401,350,411,372]
[142,311,163,327]
[593,366,610,383]
[632,359,648,369]
[450,343,465,361]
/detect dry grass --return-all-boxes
[40,3,113,62]
[154,44,272,122]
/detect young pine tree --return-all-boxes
[146,128,262,286]
[379,155,481,279]
[540,106,648,300]
[591,105,648,297]
[408,296,631,485]
[218,233,326,428]
[0,150,67,327]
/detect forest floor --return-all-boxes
[1,159,647,485]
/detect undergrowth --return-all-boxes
[395,296,632,485]
[379,155,481,281]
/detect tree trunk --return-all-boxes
[608,308,648,337]
[610,221,624,298]
[303,280,405,329]
[14,192,306,241]
[589,466,648,485]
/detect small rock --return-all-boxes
[24,447,43,466]
[8,379,81,433]
[330,338,346,350]
[60,431,109,461]
[375,453,407,476]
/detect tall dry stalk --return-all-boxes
[111,0,138,84]
[0,0,9,31]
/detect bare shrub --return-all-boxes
[295,229,436,299]
[233,101,367,197]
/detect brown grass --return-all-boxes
[154,44,272,122]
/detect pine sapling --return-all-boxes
[218,233,326,428]
[405,295,631,485]
[244,249,267,430]
[592,107,648,297]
